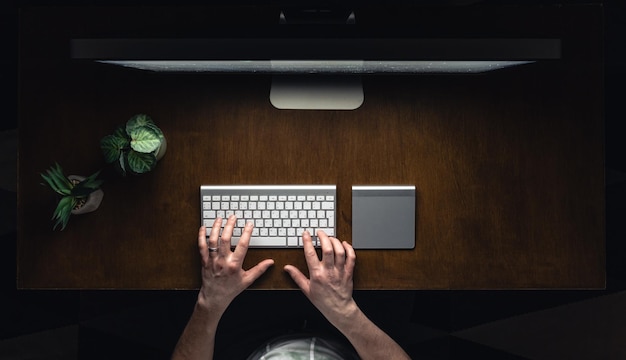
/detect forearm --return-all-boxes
[330,304,411,360]
[172,294,223,360]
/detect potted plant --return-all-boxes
[40,163,104,230]
[100,114,167,176]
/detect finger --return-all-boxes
[330,236,346,267]
[242,259,275,287]
[343,241,356,278]
[302,231,321,271]
[317,230,335,268]
[198,226,209,265]
[284,264,311,296]
[208,218,223,258]
[233,221,254,262]
[220,215,237,254]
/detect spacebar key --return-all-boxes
[247,237,288,247]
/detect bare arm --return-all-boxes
[172,216,274,360]
[284,231,411,360]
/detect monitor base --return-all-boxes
[270,75,364,110]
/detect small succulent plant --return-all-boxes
[100,114,166,176]
[41,163,103,230]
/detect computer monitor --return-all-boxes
[93,58,537,109]
[69,5,562,110]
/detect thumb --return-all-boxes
[284,265,310,295]
[243,259,274,286]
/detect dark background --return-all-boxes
[2,0,625,358]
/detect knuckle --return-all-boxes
[322,248,334,257]
[225,262,240,273]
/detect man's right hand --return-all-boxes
[283,230,359,326]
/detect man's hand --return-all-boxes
[198,215,274,314]
[174,216,273,360]
[283,230,411,360]
[284,230,358,325]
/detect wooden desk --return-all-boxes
[17,5,605,289]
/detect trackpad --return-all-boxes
[352,186,416,249]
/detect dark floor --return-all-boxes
[3,1,626,359]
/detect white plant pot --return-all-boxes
[155,137,167,161]
[68,175,104,215]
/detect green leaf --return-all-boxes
[129,126,161,153]
[52,196,76,231]
[41,172,70,196]
[115,153,128,177]
[126,114,154,134]
[127,150,156,174]
[113,125,128,139]
[81,170,103,188]
[71,170,103,197]
[145,122,164,140]
[101,132,130,163]
[147,125,165,157]
[41,163,72,195]
[51,163,73,188]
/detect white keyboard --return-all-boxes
[200,185,336,247]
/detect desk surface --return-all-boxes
[17,5,605,289]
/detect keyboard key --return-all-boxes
[232,236,287,247]
[316,228,335,236]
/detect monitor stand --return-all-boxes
[269,75,364,110]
